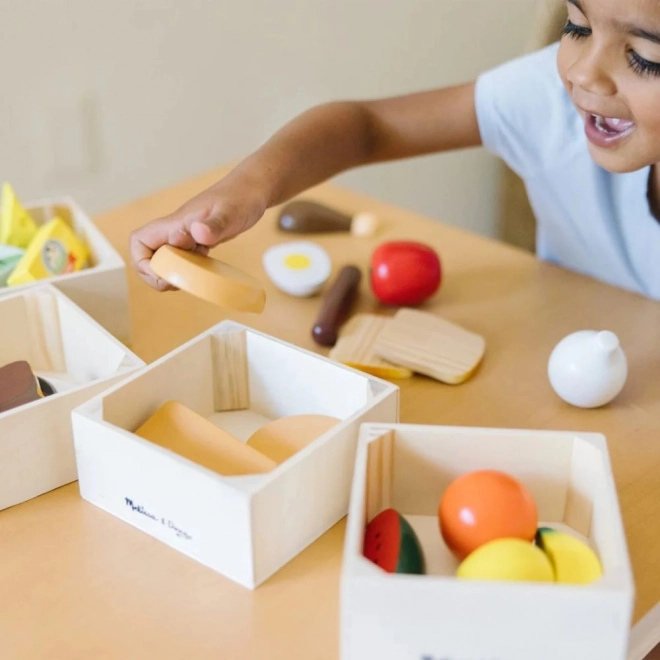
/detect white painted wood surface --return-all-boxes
[0,284,143,510]
[341,423,634,660]
[72,320,399,589]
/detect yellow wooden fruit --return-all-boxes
[535,527,603,584]
[457,538,554,583]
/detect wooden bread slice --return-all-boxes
[372,308,485,384]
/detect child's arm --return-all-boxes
[131,81,480,290]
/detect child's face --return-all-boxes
[557,0,660,173]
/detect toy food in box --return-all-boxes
[7,217,89,286]
[71,320,399,589]
[341,423,634,660]
[0,284,144,511]
[0,183,130,343]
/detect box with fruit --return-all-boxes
[341,423,633,660]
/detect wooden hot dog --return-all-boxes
[312,265,362,347]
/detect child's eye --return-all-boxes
[628,50,660,78]
[561,19,592,39]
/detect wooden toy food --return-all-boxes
[150,245,266,312]
[134,400,277,476]
[246,414,340,463]
[262,240,332,297]
[0,182,38,248]
[457,538,554,583]
[439,469,538,560]
[370,240,441,306]
[277,199,379,237]
[311,265,361,346]
[547,329,627,408]
[37,377,56,396]
[535,527,603,584]
[372,308,485,384]
[0,245,24,286]
[7,217,89,286]
[363,508,425,574]
[0,360,51,413]
[328,313,413,379]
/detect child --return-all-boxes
[130,0,660,300]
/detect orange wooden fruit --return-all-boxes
[438,469,538,561]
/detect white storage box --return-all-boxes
[0,196,131,344]
[0,284,144,511]
[71,320,399,589]
[341,423,634,660]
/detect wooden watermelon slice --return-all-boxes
[363,508,425,574]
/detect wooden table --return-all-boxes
[1,167,659,660]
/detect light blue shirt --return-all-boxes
[474,42,660,299]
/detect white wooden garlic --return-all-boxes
[548,330,627,408]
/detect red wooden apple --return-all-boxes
[370,240,441,306]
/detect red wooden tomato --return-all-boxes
[370,240,441,306]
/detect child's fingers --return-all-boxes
[130,211,216,291]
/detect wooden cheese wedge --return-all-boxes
[246,414,340,463]
[134,400,276,476]
[372,308,485,384]
[328,314,413,379]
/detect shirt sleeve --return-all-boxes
[474,42,572,179]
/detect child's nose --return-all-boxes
[566,45,617,97]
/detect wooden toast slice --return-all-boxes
[328,314,413,379]
[372,308,485,384]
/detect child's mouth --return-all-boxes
[584,113,635,148]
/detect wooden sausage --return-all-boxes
[312,265,362,347]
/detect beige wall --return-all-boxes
[0,1,542,237]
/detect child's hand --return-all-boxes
[130,180,266,291]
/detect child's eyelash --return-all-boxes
[561,18,660,78]
[628,51,660,78]
[561,19,591,39]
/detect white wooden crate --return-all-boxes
[0,284,144,511]
[0,196,131,344]
[71,320,399,589]
[341,423,634,660]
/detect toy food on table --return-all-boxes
[438,469,538,561]
[246,414,340,463]
[547,329,627,408]
[277,199,379,237]
[150,245,266,313]
[363,508,425,574]
[370,240,441,306]
[0,246,25,287]
[0,182,38,248]
[262,240,331,297]
[134,400,277,476]
[0,360,55,414]
[7,217,89,286]
[456,538,554,582]
[328,313,412,379]
[311,265,362,347]
[535,527,603,584]
[371,308,485,384]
